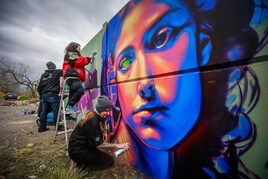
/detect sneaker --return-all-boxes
[38,127,49,132]
[66,105,77,114]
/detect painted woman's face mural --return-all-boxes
[113,0,203,149]
[95,0,268,178]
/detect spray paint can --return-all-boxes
[114,147,127,158]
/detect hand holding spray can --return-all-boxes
[114,147,128,158]
[114,143,130,158]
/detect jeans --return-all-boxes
[39,92,60,130]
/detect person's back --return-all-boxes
[68,111,104,157]
[37,61,63,132]
[38,69,62,94]
[63,52,90,82]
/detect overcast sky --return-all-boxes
[0,0,129,78]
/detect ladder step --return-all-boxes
[65,111,79,115]
[56,129,74,135]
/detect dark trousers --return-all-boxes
[69,147,114,170]
[37,99,52,118]
[39,92,60,130]
[66,79,84,106]
[37,99,42,118]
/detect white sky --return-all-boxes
[0,0,129,79]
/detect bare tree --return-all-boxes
[0,56,39,97]
[0,69,20,93]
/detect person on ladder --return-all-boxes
[62,42,95,113]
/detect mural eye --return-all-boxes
[119,56,132,72]
[151,27,173,49]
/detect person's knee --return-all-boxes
[77,87,84,95]
[71,80,82,90]
[105,156,114,168]
[94,153,114,170]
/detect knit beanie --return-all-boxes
[46,61,56,70]
[96,95,113,112]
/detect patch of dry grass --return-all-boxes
[0,104,149,179]
[0,140,149,179]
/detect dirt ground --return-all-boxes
[0,100,148,179]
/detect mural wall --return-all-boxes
[79,0,268,178]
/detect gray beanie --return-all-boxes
[46,61,56,70]
[96,95,113,112]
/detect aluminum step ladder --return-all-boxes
[54,77,84,149]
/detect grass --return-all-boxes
[0,140,148,179]
[45,167,88,179]
[0,141,68,178]
[0,104,148,179]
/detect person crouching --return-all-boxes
[68,95,130,170]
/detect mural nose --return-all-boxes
[139,80,155,101]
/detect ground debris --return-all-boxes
[26,143,34,147]
[0,103,149,179]
[39,164,46,172]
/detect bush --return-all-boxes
[18,96,30,101]
[0,91,5,100]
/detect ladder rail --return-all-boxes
[54,77,81,149]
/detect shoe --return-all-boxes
[66,105,77,114]
[57,125,65,131]
[38,127,49,132]
[36,119,41,127]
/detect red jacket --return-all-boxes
[63,52,92,82]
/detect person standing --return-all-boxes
[62,42,94,113]
[68,95,130,170]
[37,61,63,132]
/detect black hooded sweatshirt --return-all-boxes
[37,69,62,95]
